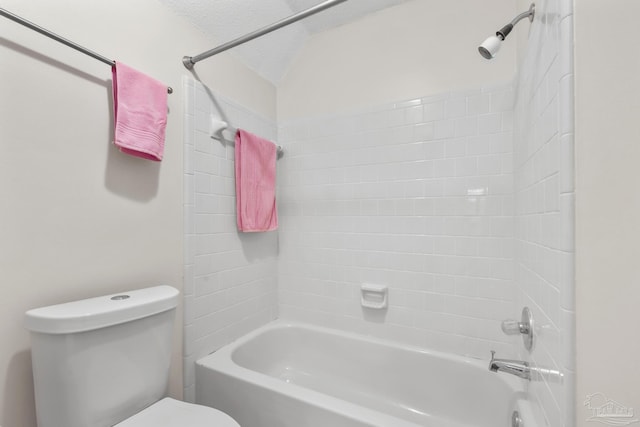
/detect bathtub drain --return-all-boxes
[512,410,524,427]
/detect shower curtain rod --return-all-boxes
[0,7,173,94]
[182,0,349,69]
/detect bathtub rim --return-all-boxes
[199,319,522,380]
[196,319,529,427]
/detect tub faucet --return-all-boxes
[489,351,531,380]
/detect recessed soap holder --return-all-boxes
[361,284,388,310]
[501,306,535,351]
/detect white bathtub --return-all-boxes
[196,321,534,427]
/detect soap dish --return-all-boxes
[360,284,388,309]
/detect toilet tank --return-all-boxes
[25,285,180,427]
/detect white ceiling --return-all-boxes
[158,0,414,83]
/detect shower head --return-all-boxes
[478,35,503,60]
[479,3,535,60]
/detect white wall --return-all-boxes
[278,0,517,120]
[277,0,579,425]
[274,0,519,365]
[182,79,279,402]
[575,1,640,426]
[0,1,275,426]
[277,86,517,358]
[512,0,575,425]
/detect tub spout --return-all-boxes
[488,351,531,380]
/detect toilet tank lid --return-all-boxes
[24,285,180,334]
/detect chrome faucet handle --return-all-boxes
[500,307,535,352]
[501,319,528,335]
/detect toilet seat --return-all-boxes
[115,398,240,427]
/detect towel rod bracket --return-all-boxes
[182,56,195,70]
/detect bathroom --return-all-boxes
[0,0,638,426]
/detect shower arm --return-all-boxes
[497,3,535,40]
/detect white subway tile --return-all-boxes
[189,66,572,427]
[445,97,467,119]
[434,119,455,139]
[512,3,574,422]
[466,93,491,116]
[445,138,468,158]
[423,100,445,122]
[404,105,424,125]
[183,80,278,399]
[478,113,502,135]
[413,122,435,142]
[433,159,456,178]
[490,89,514,112]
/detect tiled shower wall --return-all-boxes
[182,77,278,401]
[513,0,575,426]
[277,85,518,359]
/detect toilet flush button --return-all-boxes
[111,295,130,301]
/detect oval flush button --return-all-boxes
[111,295,130,301]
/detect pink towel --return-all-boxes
[112,61,167,161]
[235,129,278,232]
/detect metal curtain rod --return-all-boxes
[182,0,349,69]
[0,8,173,94]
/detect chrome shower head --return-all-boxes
[479,3,535,60]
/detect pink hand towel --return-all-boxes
[112,61,167,161]
[235,129,278,232]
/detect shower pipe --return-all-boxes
[182,0,350,69]
[0,7,173,94]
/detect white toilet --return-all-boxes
[25,285,240,427]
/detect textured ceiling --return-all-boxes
[157,0,414,83]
